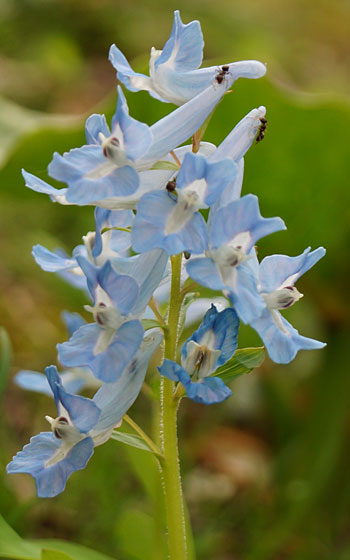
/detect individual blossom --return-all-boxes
[7,332,162,497]
[159,305,239,404]
[186,194,286,323]
[249,247,326,363]
[132,151,237,255]
[109,10,266,105]
[57,249,168,382]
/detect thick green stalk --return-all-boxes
[160,253,188,559]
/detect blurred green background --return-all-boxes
[0,1,349,559]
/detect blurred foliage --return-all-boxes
[0,1,349,559]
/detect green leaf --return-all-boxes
[41,551,72,560]
[0,514,41,559]
[151,160,179,171]
[110,431,154,453]
[115,509,155,560]
[34,542,114,560]
[0,515,116,560]
[0,327,12,398]
[213,347,265,383]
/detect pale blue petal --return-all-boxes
[61,311,87,336]
[141,74,237,165]
[65,165,140,205]
[250,309,326,364]
[211,158,244,210]
[92,331,163,431]
[85,114,110,144]
[97,262,139,314]
[259,247,326,293]
[45,366,101,432]
[112,87,152,160]
[229,260,266,324]
[22,170,68,203]
[49,145,104,183]
[186,377,232,405]
[132,191,208,254]
[186,257,224,291]
[209,194,286,250]
[155,10,203,71]
[176,152,236,206]
[158,360,232,404]
[32,245,77,272]
[98,250,168,316]
[210,107,266,163]
[14,371,53,396]
[15,368,87,398]
[158,360,191,384]
[75,256,98,299]
[57,321,144,383]
[108,44,151,92]
[7,432,94,498]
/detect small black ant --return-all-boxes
[215,65,230,85]
[166,179,177,192]
[255,117,267,143]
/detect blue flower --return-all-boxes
[132,152,236,255]
[186,194,286,323]
[7,332,162,497]
[57,250,168,382]
[32,208,133,291]
[158,305,239,404]
[249,247,326,363]
[109,10,266,105]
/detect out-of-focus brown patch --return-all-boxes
[195,426,271,490]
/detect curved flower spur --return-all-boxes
[109,10,266,105]
[7,332,163,498]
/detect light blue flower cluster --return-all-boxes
[8,10,325,497]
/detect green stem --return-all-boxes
[123,414,164,460]
[161,253,188,559]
